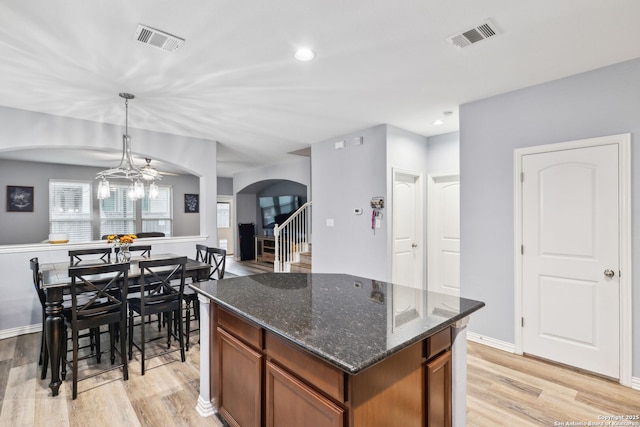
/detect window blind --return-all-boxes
[100,184,136,236]
[142,185,172,236]
[49,180,93,242]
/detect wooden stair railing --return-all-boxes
[273,201,312,272]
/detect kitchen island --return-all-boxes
[190,273,484,427]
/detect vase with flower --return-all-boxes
[107,234,137,262]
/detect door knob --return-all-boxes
[604,269,615,278]
[411,243,418,248]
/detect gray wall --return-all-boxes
[0,159,199,245]
[312,125,389,280]
[459,58,640,376]
[217,177,234,196]
[311,124,434,282]
[427,131,459,174]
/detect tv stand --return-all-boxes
[255,236,275,263]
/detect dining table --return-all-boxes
[39,252,211,396]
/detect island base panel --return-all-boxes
[349,341,424,426]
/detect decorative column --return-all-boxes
[451,317,469,427]
[195,293,215,417]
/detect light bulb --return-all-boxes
[127,184,137,200]
[294,48,315,61]
[134,181,145,199]
[97,179,110,199]
[149,182,159,200]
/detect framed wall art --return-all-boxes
[184,193,199,213]
[7,185,34,212]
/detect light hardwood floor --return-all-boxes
[2,259,639,426]
[467,342,640,426]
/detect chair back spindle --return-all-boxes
[69,248,112,266]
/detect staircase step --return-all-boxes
[299,252,312,264]
[289,262,312,273]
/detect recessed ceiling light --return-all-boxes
[294,48,316,61]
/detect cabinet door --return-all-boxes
[266,361,344,427]
[425,350,452,427]
[218,328,262,427]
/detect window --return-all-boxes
[217,202,230,228]
[49,180,92,242]
[142,185,172,236]
[99,184,136,237]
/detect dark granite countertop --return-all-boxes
[190,273,484,374]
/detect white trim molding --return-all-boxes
[513,133,632,387]
[467,331,516,353]
[631,377,640,392]
[0,323,41,340]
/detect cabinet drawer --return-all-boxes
[218,307,262,350]
[265,332,344,403]
[425,327,451,360]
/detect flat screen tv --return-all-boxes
[259,195,300,229]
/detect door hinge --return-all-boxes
[520,172,524,182]
[521,317,524,327]
[521,245,524,255]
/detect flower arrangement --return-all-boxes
[108,234,137,262]
[106,234,137,246]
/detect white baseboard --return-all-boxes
[632,376,640,391]
[0,324,40,340]
[467,331,516,353]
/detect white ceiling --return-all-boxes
[1,0,639,177]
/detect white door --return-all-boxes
[392,169,424,290]
[522,144,619,378]
[217,196,235,255]
[427,173,460,296]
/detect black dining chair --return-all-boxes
[30,257,54,379]
[128,256,187,375]
[194,244,227,281]
[30,257,106,382]
[69,247,112,266]
[183,245,227,350]
[65,262,130,399]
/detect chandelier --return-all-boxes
[96,93,161,200]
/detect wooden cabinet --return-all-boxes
[426,349,452,427]
[266,361,344,427]
[255,236,275,262]
[217,328,262,427]
[424,327,452,427]
[212,305,452,427]
[216,308,264,427]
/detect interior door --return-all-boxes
[521,144,619,378]
[427,173,460,296]
[217,196,235,255]
[392,169,423,290]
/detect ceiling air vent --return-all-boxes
[447,19,500,48]
[134,24,184,52]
